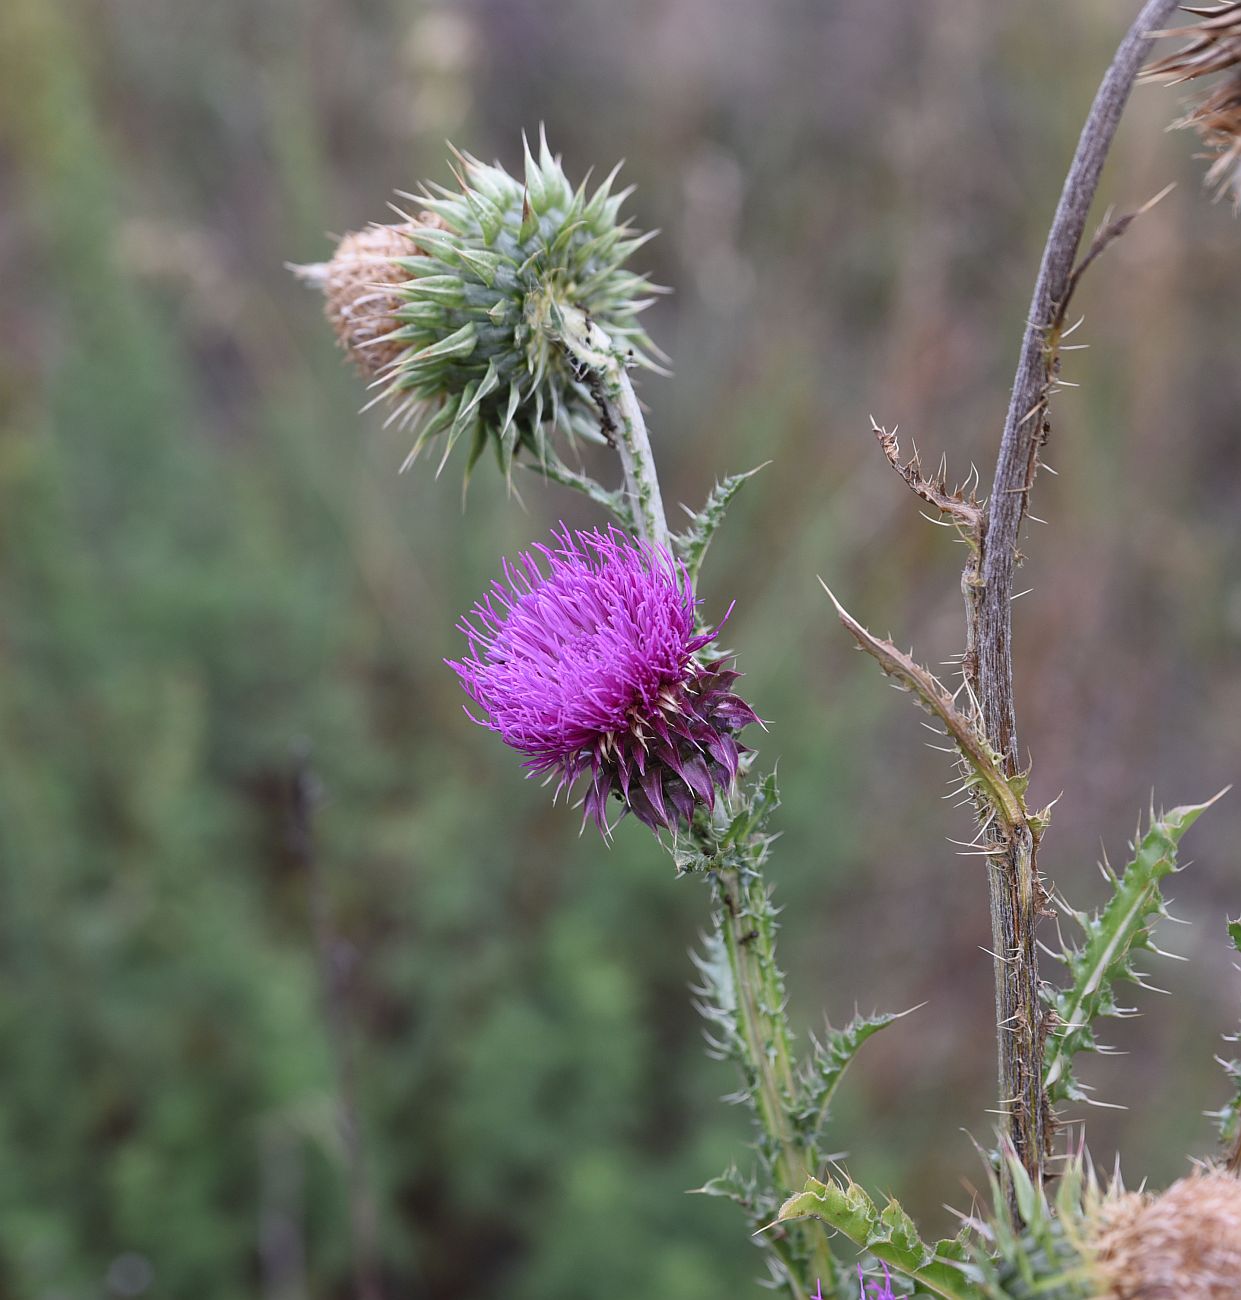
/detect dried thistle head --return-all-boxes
[1088,1167,1241,1298]
[1146,4,1241,82]
[314,217,447,377]
[1144,4,1241,204]
[1183,79,1241,199]
[294,131,664,483]
[969,1148,1241,1299]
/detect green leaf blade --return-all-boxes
[775,1176,985,1300]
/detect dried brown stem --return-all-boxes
[963,0,1181,1199]
[1060,185,1175,337]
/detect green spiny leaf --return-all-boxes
[720,770,779,851]
[689,927,740,1065]
[674,464,768,586]
[690,1163,771,1218]
[775,1176,985,1300]
[1042,796,1221,1107]
[968,1148,1096,1300]
[795,1008,915,1143]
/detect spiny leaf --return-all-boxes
[674,464,768,585]
[1042,796,1221,1107]
[522,451,635,531]
[689,927,740,1064]
[820,585,1026,832]
[721,769,779,851]
[795,1008,917,1144]
[690,1163,772,1217]
[775,1175,984,1300]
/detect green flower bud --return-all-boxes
[298,130,665,482]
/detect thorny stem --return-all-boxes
[964,0,1179,1202]
[711,853,840,1297]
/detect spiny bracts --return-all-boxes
[448,525,758,835]
[299,131,663,480]
[973,1149,1241,1300]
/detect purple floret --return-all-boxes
[448,524,759,833]
[858,1262,897,1299]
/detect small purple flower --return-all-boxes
[448,524,759,834]
[858,1262,897,1300]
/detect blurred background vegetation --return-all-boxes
[1,2,1240,1297]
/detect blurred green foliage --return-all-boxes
[2,2,1240,1298]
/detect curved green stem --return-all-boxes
[548,302,671,551]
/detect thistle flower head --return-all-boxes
[448,525,758,835]
[1089,1167,1241,1298]
[299,131,663,480]
[1144,4,1241,204]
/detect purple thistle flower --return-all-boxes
[448,524,760,834]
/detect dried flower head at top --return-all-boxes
[1144,3,1241,203]
[295,131,664,481]
[448,525,759,835]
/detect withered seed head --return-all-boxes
[1145,3,1241,83]
[1184,77,1241,193]
[1144,4,1241,203]
[1090,1167,1241,1298]
[312,217,446,378]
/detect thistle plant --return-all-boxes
[297,5,1241,1291]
